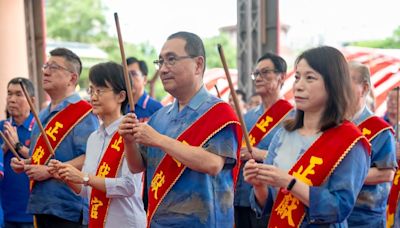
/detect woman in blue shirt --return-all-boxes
[243,46,370,227]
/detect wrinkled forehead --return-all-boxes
[7,83,23,92]
[159,38,187,57]
[256,58,275,70]
[47,56,68,65]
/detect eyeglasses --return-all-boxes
[251,68,279,80]
[129,70,143,77]
[153,55,196,69]
[42,63,74,73]
[86,87,114,97]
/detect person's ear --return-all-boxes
[195,56,205,74]
[30,97,36,106]
[362,82,370,97]
[69,72,78,87]
[118,90,127,104]
[143,76,148,86]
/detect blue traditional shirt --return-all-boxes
[383,113,400,228]
[27,93,99,223]
[250,127,370,227]
[234,103,288,207]
[124,91,162,122]
[0,113,34,223]
[348,107,397,227]
[142,86,239,228]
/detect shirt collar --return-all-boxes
[255,104,264,115]
[11,112,34,130]
[45,93,82,114]
[352,105,372,125]
[99,116,124,136]
[167,85,208,114]
[136,91,149,109]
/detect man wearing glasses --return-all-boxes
[235,53,293,228]
[125,57,162,122]
[119,31,242,227]
[11,48,99,228]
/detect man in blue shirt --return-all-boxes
[11,48,99,228]
[234,53,291,228]
[0,78,35,228]
[348,62,397,227]
[120,31,241,227]
[125,57,162,121]
[383,87,400,228]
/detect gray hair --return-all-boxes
[348,61,371,89]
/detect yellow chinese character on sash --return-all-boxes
[111,136,123,152]
[248,134,256,146]
[394,169,400,185]
[90,197,103,219]
[151,171,165,200]
[97,162,110,177]
[172,140,191,167]
[275,193,299,227]
[387,207,394,228]
[292,156,323,186]
[46,121,64,141]
[256,116,273,133]
[362,128,371,136]
[32,146,45,164]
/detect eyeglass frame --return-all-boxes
[86,87,114,97]
[42,62,75,73]
[251,67,280,80]
[129,70,144,78]
[153,55,196,69]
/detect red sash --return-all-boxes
[30,100,92,188]
[147,102,242,226]
[89,132,125,228]
[358,116,394,141]
[268,121,370,227]
[248,99,293,147]
[357,116,399,227]
[387,161,400,228]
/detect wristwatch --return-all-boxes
[14,142,23,153]
[286,178,297,191]
[82,174,90,186]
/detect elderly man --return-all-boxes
[119,31,242,227]
[347,61,397,227]
[11,48,99,228]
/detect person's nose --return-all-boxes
[7,94,17,103]
[294,78,305,92]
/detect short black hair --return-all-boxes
[139,60,148,76]
[126,57,139,66]
[126,57,148,76]
[89,62,129,113]
[50,48,82,75]
[257,52,287,73]
[8,77,35,97]
[167,31,206,73]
